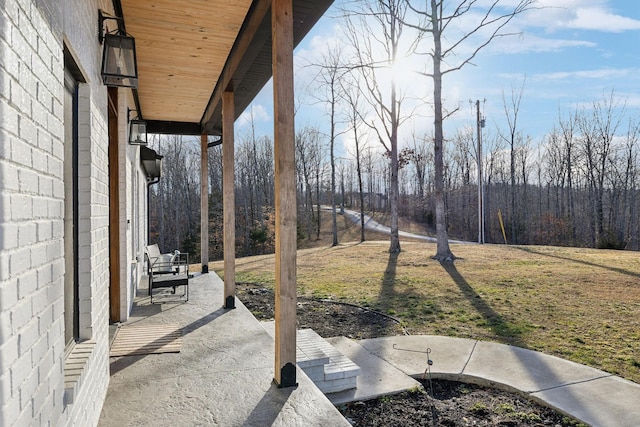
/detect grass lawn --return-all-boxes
[209,213,640,384]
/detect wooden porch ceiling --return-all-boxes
[118,0,333,136]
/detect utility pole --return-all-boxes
[474,100,486,244]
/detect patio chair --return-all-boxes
[145,244,189,303]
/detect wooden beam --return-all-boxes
[272,0,297,388]
[222,90,236,309]
[200,134,209,274]
[108,87,120,322]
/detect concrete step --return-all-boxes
[261,322,361,393]
[298,329,361,394]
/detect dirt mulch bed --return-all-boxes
[237,283,586,427]
[340,379,583,426]
[238,283,406,339]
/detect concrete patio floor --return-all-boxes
[99,271,640,427]
[98,272,349,427]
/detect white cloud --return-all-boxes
[294,23,345,66]
[485,33,596,54]
[237,104,270,128]
[525,1,640,33]
[624,94,640,108]
[466,1,638,55]
[530,67,640,82]
[566,7,640,32]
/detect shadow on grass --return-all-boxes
[374,252,444,329]
[377,252,399,314]
[515,246,640,279]
[382,252,398,294]
[440,262,525,347]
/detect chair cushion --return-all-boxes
[155,253,174,273]
[146,244,177,273]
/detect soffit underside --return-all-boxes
[118,0,334,135]
[120,0,253,124]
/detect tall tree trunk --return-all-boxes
[331,135,338,247]
[389,85,401,253]
[357,153,366,243]
[315,170,321,240]
[431,1,454,261]
[567,148,576,244]
[329,71,339,247]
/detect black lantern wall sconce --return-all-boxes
[140,146,163,181]
[99,9,138,88]
[128,108,147,145]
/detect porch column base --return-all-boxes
[275,363,297,388]
[224,295,235,309]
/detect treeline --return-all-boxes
[147,135,202,256]
[148,97,639,259]
[444,95,639,250]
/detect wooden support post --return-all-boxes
[108,87,121,322]
[200,134,209,273]
[222,90,236,309]
[272,0,297,388]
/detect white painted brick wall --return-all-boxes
[1,0,113,425]
[0,371,11,408]
[117,91,148,322]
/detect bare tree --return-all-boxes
[149,135,201,254]
[233,114,276,257]
[578,91,625,246]
[542,128,566,217]
[558,108,579,244]
[406,130,433,224]
[340,74,369,242]
[499,78,526,244]
[296,126,315,241]
[307,44,349,247]
[450,127,476,238]
[516,136,532,242]
[483,132,506,243]
[207,142,223,260]
[296,126,325,241]
[361,146,378,212]
[622,119,640,249]
[403,0,536,260]
[343,0,425,253]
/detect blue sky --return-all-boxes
[240,0,640,156]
